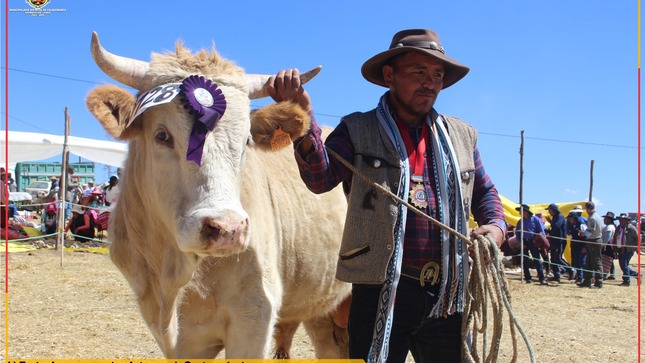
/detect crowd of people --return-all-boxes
[505,201,642,288]
[60,166,121,243]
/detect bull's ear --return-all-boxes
[86,85,139,140]
[250,101,311,152]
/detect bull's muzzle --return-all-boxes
[200,213,249,254]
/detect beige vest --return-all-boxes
[336,109,477,284]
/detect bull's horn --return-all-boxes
[247,66,322,100]
[90,31,150,90]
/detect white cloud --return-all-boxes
[565,189,579,195]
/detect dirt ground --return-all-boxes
[0,248,642,362]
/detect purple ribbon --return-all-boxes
[180,75,227,166]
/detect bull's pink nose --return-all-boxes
[200,214,248,251]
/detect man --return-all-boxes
[579,201,603,288]
[268,29,506,363]
[65,166,78,220]
[84,181,95,196]
[515,204,547,284]
[613,213,640,286]
[601,211,617,280]
[0,168,8,228]
[566,205,587,283]
[545,203,570,282]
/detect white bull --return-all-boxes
[85,32,351,359]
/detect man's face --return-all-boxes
[383,52,444,123]
[548,209,556,217]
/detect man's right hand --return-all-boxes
[266,69,312,112]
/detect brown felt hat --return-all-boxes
[361,29,470,89]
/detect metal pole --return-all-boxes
[519,130,525,280]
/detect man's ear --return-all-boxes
[382,65,394,86]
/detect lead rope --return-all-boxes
[326,148,536,363]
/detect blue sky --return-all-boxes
[1,1,642,217]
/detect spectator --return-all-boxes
[64,204,95,243]
[613,213,640,286]
[567,205,587,283]
[515,204,547,284]
[105,175,120,208]
[0,168,8,228]
[84,181,95,195]
[65,166,79,220]
[578,201,603,288]
[41,203,58,235]
[6,173,16,193]
[601,211,617,280]
[545,203,571,283]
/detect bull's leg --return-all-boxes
[302,313,349,358]
[224,300,276,358]
[272,320,300,358]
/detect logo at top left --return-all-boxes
[26,0,50,9]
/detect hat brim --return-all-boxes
[361,47,470,89]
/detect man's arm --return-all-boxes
[469,147,506,247]
[266,68,353,194]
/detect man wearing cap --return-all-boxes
[545,203,570,282]
[600,211,617,280]
[612,213,640,286]
[268,29,505,362]
[566,205,587,283]
[578,202,603,288]
[515,204,548,284]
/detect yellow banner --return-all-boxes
[468,194,587,228]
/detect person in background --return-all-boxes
[567,205,587,283]
[613,213,640,286]
[601,211,617,280]
[84,180,96,195]
[515,204,547,285]
[41,203,58,235]
[65,166,79,221]
[268,29,506,362]
[578,201,603,288]
[6,173,16,193]
[0,168,8,228]
[105,175,120,208]
[545,203,570,283]
[64,204,95,243]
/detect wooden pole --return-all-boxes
[519,130,525,280]
[588,160,594,202]
[57,107,71,266]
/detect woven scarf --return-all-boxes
[369,93,469,363]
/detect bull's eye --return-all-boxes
[154,128,174,148]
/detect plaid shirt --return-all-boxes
[295,113,506,269]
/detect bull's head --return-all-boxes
[86,32,318,257]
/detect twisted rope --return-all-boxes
[326,148,536,363]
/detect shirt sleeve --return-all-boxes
[470,146,507,235]
[293,112,354,194]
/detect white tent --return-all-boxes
[0,131,127,168]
